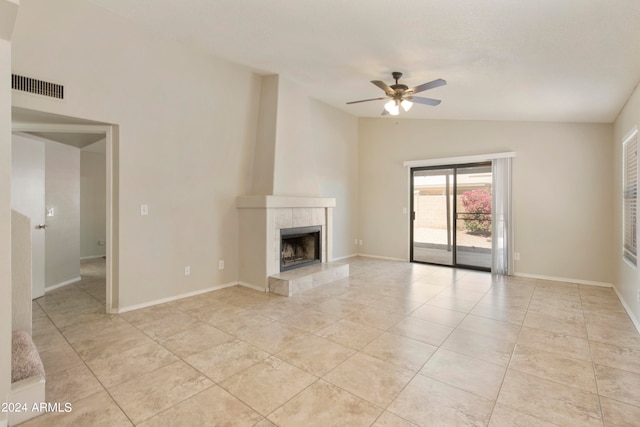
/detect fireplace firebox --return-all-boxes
[280,226,321,272]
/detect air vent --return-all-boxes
[11,74,64,99]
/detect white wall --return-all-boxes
[1,0,18,421]
[613,82,640,326]
[358,118,614,285]
[80,141,106,259]
[11,0,261,308]
[45,139,80,288]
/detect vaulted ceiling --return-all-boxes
[89,0,640,123]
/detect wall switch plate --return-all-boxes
[403,207,408,214]
[46,207,55,217]
[218,260,224,270]
[354,238,358,245]
[359,240,363,246]
[140,204,149,216]
[98,240,105,246]
[184,266,190,276]
[514,252,520,261]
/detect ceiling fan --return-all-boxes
[346,72,446,116]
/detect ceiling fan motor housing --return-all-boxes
[390,72,409,97]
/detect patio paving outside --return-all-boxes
[413,227,491,268]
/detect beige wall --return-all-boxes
[11,210,31,334]
[613,81,640,325]
[12,0,261,308]
[358,118,614,284]
[249,75,278,196]
[272,77,359,258]
[1,0,18,419]
[80,143,106,259]
[11,0,359,308]
[0,37,11,426]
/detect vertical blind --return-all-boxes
[491,157,513,275]
[623,126,638,266]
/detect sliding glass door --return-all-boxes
[411,162,492,270]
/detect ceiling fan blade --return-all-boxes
[371,80,396,96]
[409,78,447,94]
[346,97,387,105]
[410,96,441,106]
[381,108,389,116]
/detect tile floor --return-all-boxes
[20,257,640,426]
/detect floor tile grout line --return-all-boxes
[580,285,606,427]
[32,258,640,426]
[36,270,138,426]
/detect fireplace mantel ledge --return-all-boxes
[237,195,336,209]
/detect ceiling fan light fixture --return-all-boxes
[385,99,400,115]
[346,72,446,116]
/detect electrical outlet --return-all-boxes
[514,252,520,261]
[97,240,105,246]
[184,266,190,276]
[140,204,149,216]
[218,260,224,270]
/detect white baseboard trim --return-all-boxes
[117,281,238,314]
[237,281,268,293]
[1,413,7,427]
[513,272,613,288]
[331,253,359,261]
[356,253,408,262]
[45,276,82,292]
[80,255,106,260]
[611,286,640,334]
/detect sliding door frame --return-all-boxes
[410,161,492,271]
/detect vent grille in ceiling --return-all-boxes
[11,74,64,99]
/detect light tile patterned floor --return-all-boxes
[21,257,640,426]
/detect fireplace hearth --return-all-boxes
[280,226,321,272]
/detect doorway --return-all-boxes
[11,120,116,313]
[410,162,492,270]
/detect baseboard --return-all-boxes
[1,412,7,427]
[80,254,106,260]
[356,253,408,262]
[237,281,268,293]
[611,286,640,334]
[331,253,359,261]
[45,276,82,292]
[117,281,238,313]
[513,272,613,288]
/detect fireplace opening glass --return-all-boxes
[280,226,321,272]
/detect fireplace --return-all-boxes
[280,226,321,272]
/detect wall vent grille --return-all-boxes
[11,74,64,99]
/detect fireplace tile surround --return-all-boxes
[237,196,349,295]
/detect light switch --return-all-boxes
[140,204,149,216]
[46,207,55,217]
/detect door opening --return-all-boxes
[410,162,492,271]
[12,120,117,313]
